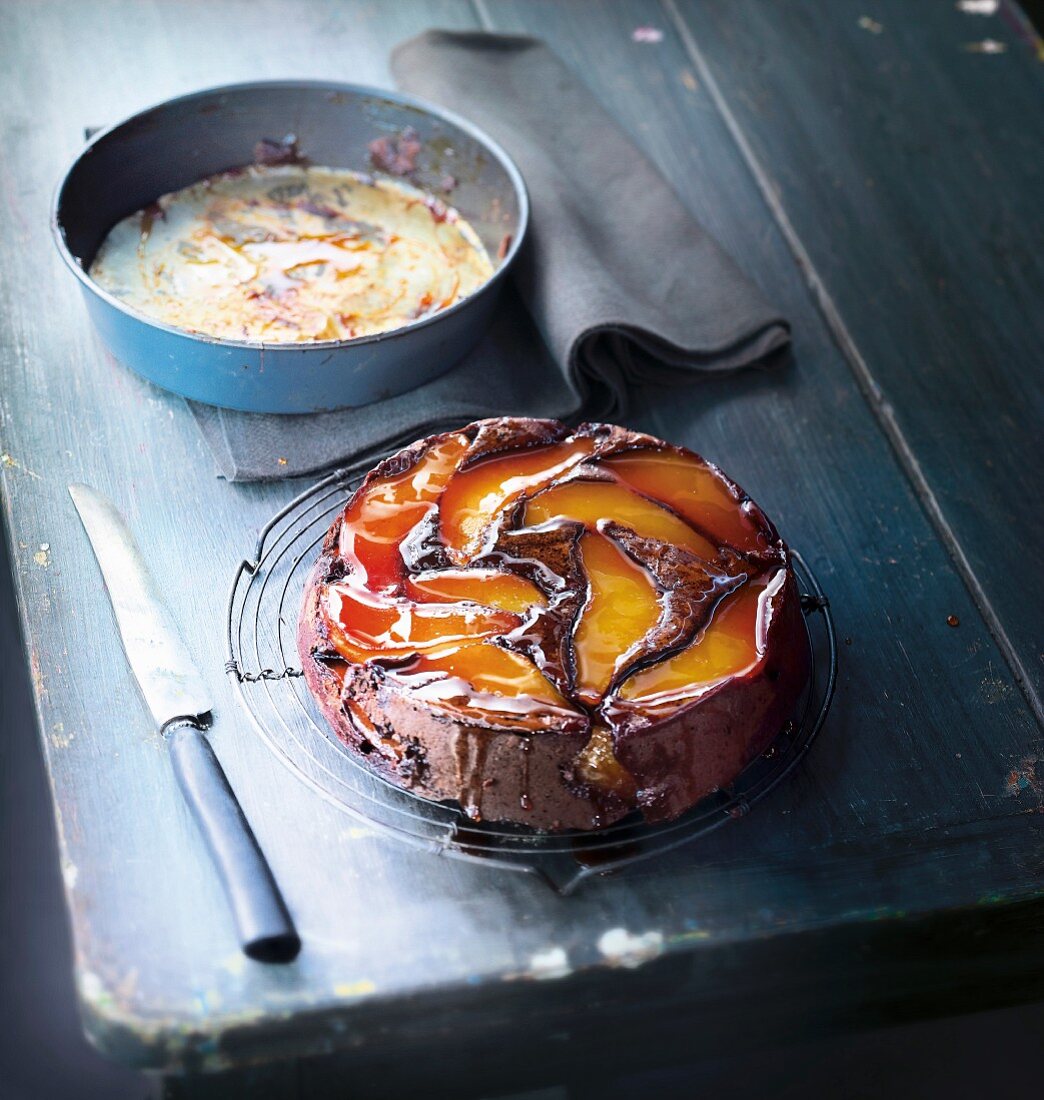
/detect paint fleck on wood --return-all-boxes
[597,928,664,969]
[1,451,42,478]
[51,721,75,749]
[632,26,664,43]
[332,979,377,998]
[1005,756,1041,805]
[527,947,571,980]
[963,38,1008,52]
[981,673,1015,704]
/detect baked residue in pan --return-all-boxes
[88,165,494,343]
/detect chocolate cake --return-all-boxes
[298,418,809,831]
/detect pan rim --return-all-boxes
[50,77,529,354]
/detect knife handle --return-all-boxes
[166,721,301,964]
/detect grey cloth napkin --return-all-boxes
[190,31,789,482]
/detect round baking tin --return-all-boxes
[52,80,528,413]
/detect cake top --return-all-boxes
[312,418,791,737]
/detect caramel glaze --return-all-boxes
[298,417,809,831]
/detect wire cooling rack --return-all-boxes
[226,467,836,895]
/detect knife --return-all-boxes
[69,484,301,964]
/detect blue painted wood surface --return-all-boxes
[671,0,1044,706]
[0,0,1041,1089]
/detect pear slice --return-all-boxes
[392,641,579,727]
[406,568,547,614]
[323,583,519,662]
[523,477,719,562]
[604,448,773,556]
[572,532,661,706]
[617,571,781,706]
[339,432,469,591]
[439,437,596,558]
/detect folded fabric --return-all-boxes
[190,31,789,482]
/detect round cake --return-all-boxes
[298,418,809,831]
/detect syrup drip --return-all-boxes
[575,726,637,800]
[452,725,491,821]
[519,737,533,812]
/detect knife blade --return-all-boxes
[69,484,300,964]
[68,484,212,726]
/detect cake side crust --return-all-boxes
[296,418,810,831]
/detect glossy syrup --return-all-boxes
[318,425,787,804]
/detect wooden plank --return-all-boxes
[473,0,1039,820]
[0,0,1041,1085]
[667,0,1044,706]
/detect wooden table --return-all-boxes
[2,1,1041,1095]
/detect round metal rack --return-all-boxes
[226,466,837,895]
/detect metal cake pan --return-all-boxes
[52,80,528,414]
